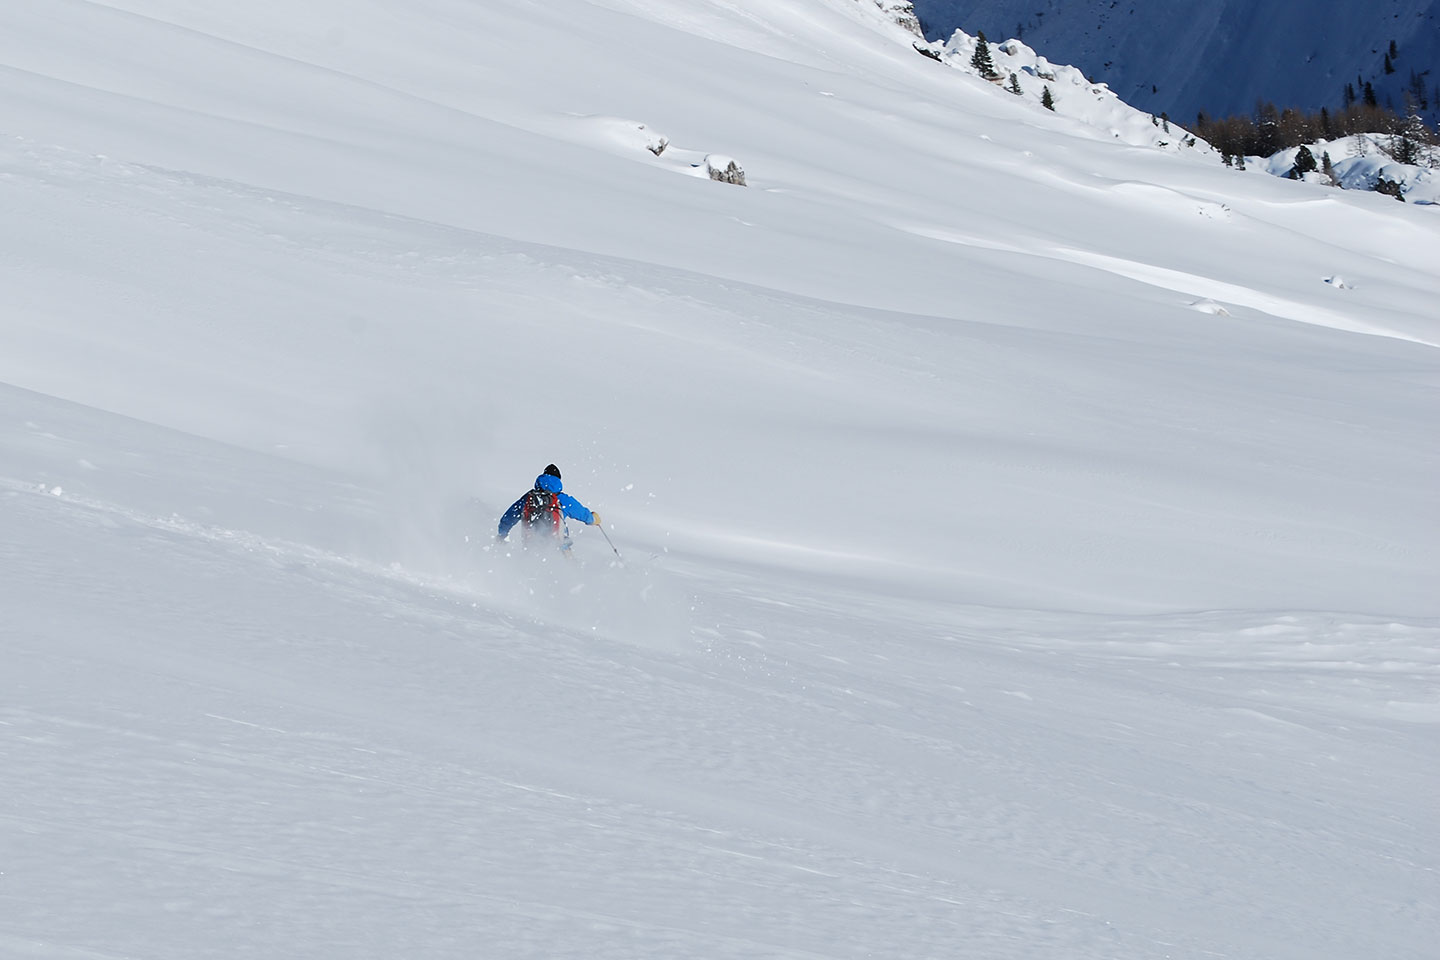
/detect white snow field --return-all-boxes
[2,2,1438,959]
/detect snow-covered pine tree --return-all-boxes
[970,31,999,81]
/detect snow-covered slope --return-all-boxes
[3,1,1438,958]
[1262,135,1440,203]
[924,30,1214,154]
[916,0,1440,123]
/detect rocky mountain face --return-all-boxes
[911,0,1440,124]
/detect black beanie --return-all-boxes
[544,464,561,479]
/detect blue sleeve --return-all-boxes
[497,497,526,537]
[558,493,593,525]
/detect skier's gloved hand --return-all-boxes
[589,512,602,527]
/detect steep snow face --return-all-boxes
[3,1,1440,959]
[915,0,1440,123]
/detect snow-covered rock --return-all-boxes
[1261,136,1440,203]
[703,154,747,185]
[867,0,923,35]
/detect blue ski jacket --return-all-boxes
[497,473,594,538]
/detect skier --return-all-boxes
[497,464,601,552]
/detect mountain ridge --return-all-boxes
[914,0,1440,124]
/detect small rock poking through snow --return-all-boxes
[704,155,747,186]
[1188,299,1231,315]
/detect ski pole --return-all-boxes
[598,523,623,563]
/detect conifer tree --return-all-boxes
[1253,101,1281,155]
[1390,118,1421,165]
[1007,73,1023,96]
[1407,70,1429,110]
[1194,97,1438,172]
[969,31,999,80]
[1041,85,1055,111]
[1291,145,1317,178]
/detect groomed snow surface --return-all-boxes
[2,2,1438,958]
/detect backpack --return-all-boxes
[520,488,562,533]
